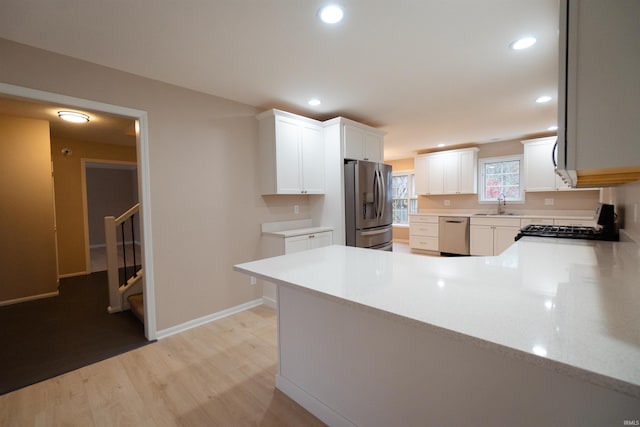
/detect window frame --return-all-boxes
[391,170,418,225]
[477,155,525,204]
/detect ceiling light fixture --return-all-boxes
[547,125,558,131]
[319,5,344,24]
[509,37,537,50]
[437,143,446,148]
[536,95,552,103]
[58,111,90,123]
[308,98,321,106]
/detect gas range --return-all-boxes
[515,224,619,241]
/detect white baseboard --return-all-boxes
[156,298,264,340]
[0,290,59,307]
[276,374,356,427]
[262,295,277,310]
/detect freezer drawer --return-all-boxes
[356,225,393,249]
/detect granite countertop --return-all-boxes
[234,239,640,398]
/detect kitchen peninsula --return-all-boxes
[234,239,640,426]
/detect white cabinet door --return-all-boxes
[308,231,333,249]
[344,124,384,162]
[442,152,459,194]
[343,124,364,160]
[364,132,383,162]
[428,154,445,195]
[414,156,428,195]
[458,149,477,194]
[276,116,303,194]
[284,235,309,254]
[470,225,493,256]
[523,137,557,192]
[301,123,325,194]
[494,226,519,255]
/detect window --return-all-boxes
[478,155,524,202]
[392,171,418,224]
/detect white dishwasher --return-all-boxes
[438,216,470,255]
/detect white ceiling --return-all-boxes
[0,0,559,159]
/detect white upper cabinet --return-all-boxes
[522,137,576,192]
[257,109,325,195]
[556,0,640,187]
[415,148,478,195]
[343,123,384,162]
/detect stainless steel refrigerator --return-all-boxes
[344,160,393,251]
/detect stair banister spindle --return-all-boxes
[121,221,127,282]
[131,214,137,276]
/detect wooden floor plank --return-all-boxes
[0,305,323,426]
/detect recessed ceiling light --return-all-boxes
[308,98,321,106]
[437,143,446,148]
[58,111,90,123]
[509,37,537,50]
[536,95,552,103]
[319,5,344,24]
[547,125,558,131]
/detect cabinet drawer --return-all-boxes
[470,217,521,227]
[409,215,438,224]
[410,223,438,237]
[409,236,438,251]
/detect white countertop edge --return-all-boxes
[261,226,334,237]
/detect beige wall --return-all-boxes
[86,167,138,246]
[51,138,137,275]
[0,115,58,302]
[387,157,414,171]
[0,38,313,330]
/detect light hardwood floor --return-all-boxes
[0,306,325,426]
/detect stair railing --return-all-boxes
[105,203,144,313]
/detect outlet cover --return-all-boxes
[544,198,554,206]
[294,205,299,214]
[443,200,451,206]
[250,276,257,285]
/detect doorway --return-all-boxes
[0,82,156,340]
[83,161,139,273]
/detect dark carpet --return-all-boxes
[0,270,150,395]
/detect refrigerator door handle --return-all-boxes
[361,227,391,236]
[379,168,386,220]
[376,169,382,219]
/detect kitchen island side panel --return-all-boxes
[276,284,640,427]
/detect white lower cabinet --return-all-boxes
[284,231,333,253]
[470,217,520,256]
[262,230,333,307]
[409,215,439,251]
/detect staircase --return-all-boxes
[127,293,144,322]
[104,203,144,321]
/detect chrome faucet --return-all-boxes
[497,193,506,215]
